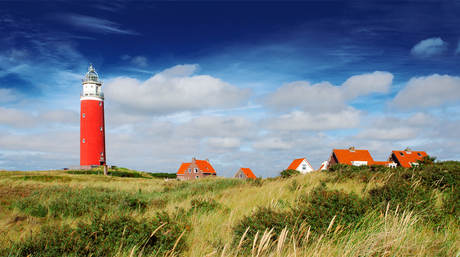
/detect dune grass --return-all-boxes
[1,162,460,256]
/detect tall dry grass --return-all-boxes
[1,165,460,256]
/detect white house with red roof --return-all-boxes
[286,158,315,173]
[176,157,217,180]
[233,167,256,180]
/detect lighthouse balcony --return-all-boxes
[80,91,104,98]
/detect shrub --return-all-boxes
[233,207,292,252]
[188,198,224,214]
[295,184,370,234]
[280,169,300,178]
[7,211,189,256]
[12,186,154,218]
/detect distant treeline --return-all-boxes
[67,169,176,179]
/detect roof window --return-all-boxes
[400,152,404,156]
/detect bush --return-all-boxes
[188,198,224,214]
[12,186,154,218]
[233,184,370,252]
[7,211,190,256]
[233,207,292,252]
[280,169,300,178]
[295,184,370,234]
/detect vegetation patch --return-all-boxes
[9,175,72,183]
[5,211,189,256]
[12,186,155,218]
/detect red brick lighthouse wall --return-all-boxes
[80,64,106,166]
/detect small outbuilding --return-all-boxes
[233,167,256,180]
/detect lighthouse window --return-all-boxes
[82,113,85,118]
[99,102,102,106]
[100,127,103,131]
[82,139,85,143]
[101,152,104,156]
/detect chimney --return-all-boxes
[405,147,411,152]
[349,147,355,152]
[205,159,209,163]
[192,157,196,162]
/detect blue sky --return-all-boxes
[1,1,460,177]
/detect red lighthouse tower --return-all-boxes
[80,64,106,166]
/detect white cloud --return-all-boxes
[262,109,361,131]
[159,64,200,78]
[62,14,138,35]
[104,64,251,115]
[177,116,256,138]
[411,37,446,58]
[354,127,419,141]
[131,56,147,67]
[341,71,393,98]
[391,74,460,109]
[263,71,393,113]
[0,108,78,129]
[205,137,241,152]
[0,88,22,104]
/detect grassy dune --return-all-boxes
[0,163,459,256]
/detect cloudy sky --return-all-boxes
[1,1,460,177]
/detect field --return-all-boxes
[0,162,459,256]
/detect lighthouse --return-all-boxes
[80,64,106,166]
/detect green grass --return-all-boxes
[1,161,460,256]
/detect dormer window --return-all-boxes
[400,152,404,156]
[417,153,422,157]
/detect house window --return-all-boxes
[302,164,306,170]
[195,176,199,179]
[82,113,85,118]
[194,168,198,173]
[186,177,189,180]
[239,173,243,178]
[188,169,191,173]
[82,139,85,143]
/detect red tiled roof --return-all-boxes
[176,163,190,175]
[373,161,394,166]
[240,167,256,179]
[195,160,216,174]
[287,158,305,170]
[391,150,427,168]
[333,149,375,165]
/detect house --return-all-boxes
[324,147,397,170]
[325,147,375,169]
[388,148,428,168]
[287,158,315,173]
[176,157,217,181]
[233,167,256,180]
